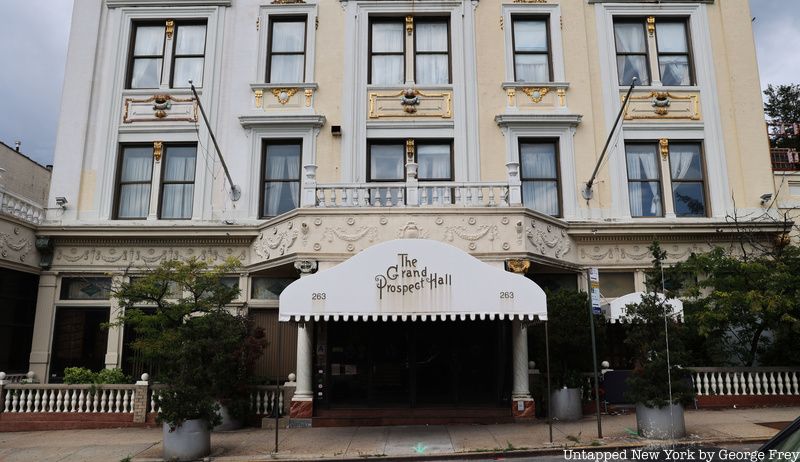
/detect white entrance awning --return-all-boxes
[605,292,684,323]
[279,239,547,322]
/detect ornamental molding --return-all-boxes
[0,229,33,262]
[525,220,571,259]
[443,217,499,251]
[368,88,452,119]
[622,91,701,121]
[254,222,299,260]
[123,93,198,123]
[54,246,248,266]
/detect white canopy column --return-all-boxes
[507,259,535,419]
[290,260,317,422]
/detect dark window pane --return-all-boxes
[252,277,295,300]
[50,308,110,380]
[60,278,112,300]
[597,272,635,298]
[673,182,706,217]
[628,181,662,217]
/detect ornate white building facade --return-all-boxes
[28,0,781,423]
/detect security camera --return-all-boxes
[760,193,773,205]
[55,196,68,208]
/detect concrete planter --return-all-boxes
[213,404,243,431]
[163,419,211,461]
[550,387,582,421]
[635,403,686,439]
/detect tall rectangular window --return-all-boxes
[512,17,551,82]
[613,17,693,87]
[520,141,560,216]
[614,20,650,86]
[370,20,405,85]
[261,141,302,218]
[669,143,706,217]
[414,20,450,85]
[128,23,165,89]
[267,17,307,83]
[127,20,207,89]
[626,144,663,217]
[171,22,207,88]
[159,145,197,219]
[115,146,154,219]
[656,21,692,86]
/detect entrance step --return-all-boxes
[313,407,513,427]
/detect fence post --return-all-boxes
[282,373,297,417]
[133,373,150,423]
[0,372,6,414]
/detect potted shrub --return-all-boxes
[546,289,604,421]
[113,257,264,461]
[624,242,692,439]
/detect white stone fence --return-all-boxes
[0,372,292,424]
[303,161,522,208]
[690,367,800,397]
[0,187,45,224]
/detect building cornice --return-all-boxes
[238,114,326,129]
[106,0,231,7]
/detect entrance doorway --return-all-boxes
[317,320,511,410]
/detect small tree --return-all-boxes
[676,244,800,366]
[112,257,265,429]
[546,289,605,388]
[624,242,692,408]
[764,84,800,149]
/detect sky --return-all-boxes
[0,0,797,166]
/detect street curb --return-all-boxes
[132,436,772,462]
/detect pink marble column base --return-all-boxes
[290,399,313,419]
[512,399,535,419]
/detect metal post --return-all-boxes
[274,319,283,453]
[544,321,553,444]
[587,272,603,439]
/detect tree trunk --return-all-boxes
[746,326,765,367]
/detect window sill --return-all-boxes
[367,84,454,92]
[251,82,319,91]
[502,81,569,89]
[121,88,199,97]
[618,85,699,92]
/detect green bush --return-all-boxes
[62,367,130,384]
[63,367,96,384]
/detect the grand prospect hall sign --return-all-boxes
[279,239,548,322]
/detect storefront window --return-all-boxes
[251,277,295,300]
[60,277,112,300]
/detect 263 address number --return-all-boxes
[312,293,327,300]
[500,291,514,299]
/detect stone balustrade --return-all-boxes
[0,188,45,225]
[303,162,521,209]
[691,368,800,397]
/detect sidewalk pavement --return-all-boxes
[0,407,797,462]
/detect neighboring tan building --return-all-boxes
[32,0,782,425]
[0,141,51,374]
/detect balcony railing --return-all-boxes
[0,188,45,225]
[304,162,522,209]
[771,148,800,172]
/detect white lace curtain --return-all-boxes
[626,146,661,217]
[656,22,690,86]
[270,21,305,83]
[118,148,153,218]
[371,22,404,85]
[130,26,164,88]
[265,145,301,216]
[161,148,197,219]
[614,22,648,85]
[173,24,206,87]
[513,19,549,82]
[520,143,559,216]
[415,22,449,85]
